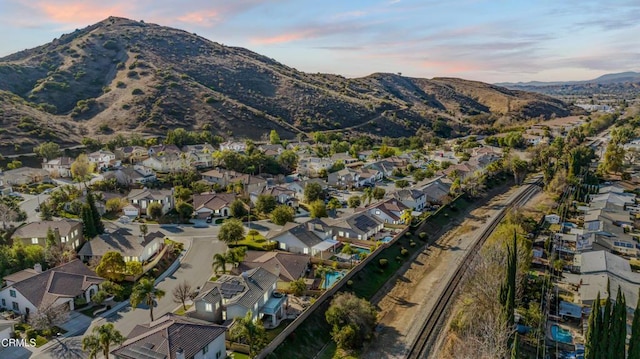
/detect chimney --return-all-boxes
[175,347,185,359]
[274,263,281,278]
[138,234,144,244]
[34,263,42,273]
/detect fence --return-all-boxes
[255,230,397,358]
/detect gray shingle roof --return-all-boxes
[8,260,103,308]
[203,267,278,311]
[237,251,309,282]
[78,228,164,258]
[113,314,226,359]
[12,220,82,239]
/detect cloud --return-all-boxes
[176,10,220,26]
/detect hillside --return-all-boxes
[498,71,640,96]
[0,17,582,154]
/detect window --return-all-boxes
[1,299,5,307]
[216,351,222,359]
[12,302,19,311]
[205,303,213,312]
[31,238,39,244]
[202,344,209,354]
[9,290,16,298]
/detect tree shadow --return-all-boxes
[46,337,87,359]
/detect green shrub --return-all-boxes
[378,258,388,268]
[35,336,48,347]
[396,256,402,261]
[405,232,412,237]
[419,232,427,240]
[102,40,119,50]
[26,329,37,340]
[116,81,126,88]
[131,88,144,95]
[410,242,416,247]
[401,248,409,256]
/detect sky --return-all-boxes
[0,0,639,83]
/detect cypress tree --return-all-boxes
[81,204,96,239]
[86,190,104,234]
[609,287,626,358]
[599,281,612,358]
[46,227,57,248]
[502,230,518,348]
[629,290,640,359]
[585,292,601,359]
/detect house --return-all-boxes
[219,141,247,153]
[111,314,226,359]
[127,188,174,216]
[88,150,118,171]
[0,167,51,186]
[114,146,148,163]
[420,177,452,204]
[183,144,215,169]
[78,228,164,263]
[326,213,384,240]
[393,189,427,211]
[578,251,640,311]
[328,168,359,188]
[267,221,335,255]
[284,179,327,200]
[366,198,409,224]
[193,193,237,218]
[297,157,333,177]
[545,214,561,224]
[200,169,267,195]
[330,152,359,166]
[42,157,73,178]
[11,220,84,249]
[357,168,383,185]
[107,165,156,186]
[148,144,181,156]
[235,251,310,283]
[0,260,102,316]
[442,162,478,180]
[522,134,544,146]
[252,186,298,208]
[192,267,284,326]
[142,153,188,173]
[357,150,375,161]
[258,144,284,156]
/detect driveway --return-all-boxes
[58,312,92,336]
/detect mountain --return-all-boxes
[497,71,640,96]
[0,17,582,154]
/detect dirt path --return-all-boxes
[361,185,524,359]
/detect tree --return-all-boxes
[125,261,143,276]
[255,194,277,214]
[270,205,294,225]
[347,195,361,208]
[0,202,19,230]
[509,157,528,185]
[230,311,268,357]
[34,142,61,161]
[105,198,126,214]
[395,179,409,188]
[139,224,148,240]
[400,209,413,225]
[86,190,104,235]
[29,302,70,331]
[499,231,517,346]
[629,290,640,359]
[95,251,126,282]
[131,277,166,322]
[327,197,342,211]
[45,240,75,267]
[378,145,395,158]
[309,199,328,218]
[81,204,97,239]
[82,323,124,359]
[71,153,95,184]
[277,150,298,172]
[304,182,323,203]
[218,218,245,244]
[230,199,248,219]
[212,253,229,274]
[227,246,247,267]
[147,202,163,220]
[586,292,602,359]
[372,187,386,200]
[172,280,193,311]
[175,201,194,223]
[173,186,192,202]
[361,187,373,206]
[269,129,281,144]
[289,278,307,296]
[601,143,625,175]
[325,292,377,350]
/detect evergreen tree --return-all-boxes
[609,287,626,359]
[585,292,601,359]
[81,204,97,239]
[599,281,612,358]
[629,290,640,359]
[46,227,57,247]
[501,230,518,347]
[86,190,104,235]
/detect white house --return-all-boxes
[127,188,174,216]
[393,189,427,211]
[42,157,73,178]
[142,153,188,173]
[193,193,237,219]
[267,221,333,255]
[112,314,226,359]
[545,214,561,224]
[219,141,247,153]
[0,260,102,316]
[78,229,164,263]
[88,150,118,171]
[366,199,409,224]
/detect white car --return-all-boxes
[118,216,132,224]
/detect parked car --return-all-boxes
[206,216,212,223]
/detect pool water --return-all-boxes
[353,247,371,259]
[551,324,573,344]
[324,271,345,288]
[380,236,393,243]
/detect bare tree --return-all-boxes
[45,243,76,267]
[0,202,18,230]
[172,280,193,310]
[29,302,70,331]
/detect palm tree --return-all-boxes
[139,223,148,240]
[361,187,373,206]
[316,265,330,290]
[82,323,124,359]
[130,277,166,322]
[230,311,267,357]
[212,253,228,274]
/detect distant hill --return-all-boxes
[497,71,640,96]
[0,17,582,154]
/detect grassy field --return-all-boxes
[229,234,274,251]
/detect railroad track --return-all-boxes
[406,178,542,359]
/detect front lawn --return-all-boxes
[174,304,192,316]
[229,234,276,251]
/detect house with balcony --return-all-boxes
[11,220,84,249]
[127,188,174,216]
[192,267,285,326]
[0,260,102,316]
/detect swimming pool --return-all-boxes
[380,236,393,243]
[324,271,346,289]
[551,324,573,344]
